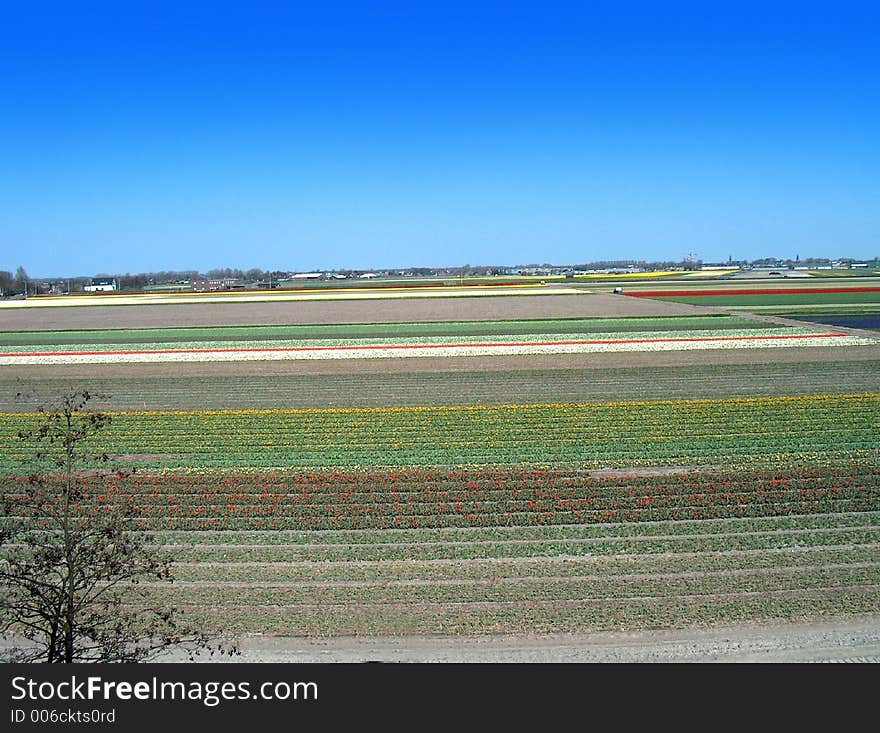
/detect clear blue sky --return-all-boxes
[2,1,878,277]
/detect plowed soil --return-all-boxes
[210,616,880,663]
[0,293,721,332]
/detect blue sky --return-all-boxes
[2,1,878,277]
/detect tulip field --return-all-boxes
[1,393,879,635]
[1,394,879,471]
[2,293,880,638]
[0,326,871,365]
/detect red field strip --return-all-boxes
[627,287,880,297]
[0,333,849,358]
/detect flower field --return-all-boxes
[2,394,877,472]
[2,390,879,636]
[5,359,879,413]
[2,463,879,635]
[3,302,879,640]
[0,315,778,346]
[0,314,873,365]
[4,465,877,531]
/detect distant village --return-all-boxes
[1,255,878,297]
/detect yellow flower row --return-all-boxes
[2,392,877,420]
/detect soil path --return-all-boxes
[174,616,880,662]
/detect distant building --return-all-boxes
[84,278,117,292]
[191,278,238,292]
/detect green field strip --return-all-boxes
[170,546,880,582]
[4,361,879,412]
[143,564,880,606]
[165,527,880,562]
[113,502,880,531]
[141,477,880,496]
[96,476,880,504]
[646,292,880,307]
[0,315,773,346]
[156,524,879,550]
[3,395,876,471]
[4,444,877,472]
[749,305,880,316]
[183,586,880,635]
[118,468,880,493]
[12,500,877,533]
[114,492,879,514]
[152,511,880,545]
[95,488,880,530]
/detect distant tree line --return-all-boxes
[0,266,30,296]
[3,256,878,296]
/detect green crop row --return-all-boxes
[182,586,880,635]
[151,510,880,545]
[167,527,880,563]
[171,544,880,583]
[145,564,880,606]
[0,315,774,347]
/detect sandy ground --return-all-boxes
[0,293,722,332]
[5,618,879,666]
[172,616,880,663]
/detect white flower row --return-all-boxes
[0,327,823,354]
[0,334,872,365]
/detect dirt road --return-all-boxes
[180,616,880,663]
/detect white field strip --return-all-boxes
[0,328,823,354]
[0,285,573,308]
[680,270,740,278]
[0,334,873,365]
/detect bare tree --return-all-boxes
[0,390,233,662]
[13,265,28,296]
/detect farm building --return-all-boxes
[191,278,239,291]
[83,278,117,292]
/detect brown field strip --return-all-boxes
[0,293,721,331]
